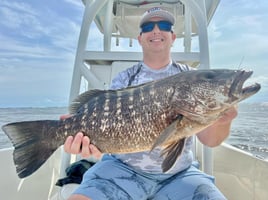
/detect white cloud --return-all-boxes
[0,1,44,38]
[208,0,268,73]
[0,0,37,15]
[63,0,84,8]
[0,0,82,62]
[0,0,81,107]
[50,21,81,52]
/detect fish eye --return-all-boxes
[203,72,216,79]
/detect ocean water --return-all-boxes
[0,103,268,159]
[0,107,68,149]
[226,102,268,159]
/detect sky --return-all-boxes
[0,0,267,108]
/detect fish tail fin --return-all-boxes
[2,120,61,178]
[161,138,186,172]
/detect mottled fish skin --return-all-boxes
[2,69,261,178]
[63,82,178,153]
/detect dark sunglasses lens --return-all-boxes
[158,21,172,31]
[141,21,172,33]
[141,22,155,33]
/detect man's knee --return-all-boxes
[192,184,226,200]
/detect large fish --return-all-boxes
[2,69,261,178]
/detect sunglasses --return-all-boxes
[140,21,173,33]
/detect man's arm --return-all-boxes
[197,106,238,147]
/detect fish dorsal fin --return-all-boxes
[69,80,154,114]
[69,89,109,114]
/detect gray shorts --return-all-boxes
[73,154,226,200]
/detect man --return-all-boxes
[64,7,237,200]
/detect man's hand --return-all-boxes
[215,105,238,125]
[197,105,238,147]
[60,114,103,160]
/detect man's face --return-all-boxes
[138,17,176,53]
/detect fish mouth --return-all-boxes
[229,70,261,102]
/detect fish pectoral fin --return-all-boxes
[151,115,183,151]
[161,137,186,172]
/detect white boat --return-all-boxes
[1,0,268,199]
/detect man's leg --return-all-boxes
[70,155,154,200]
[152,165,226,200]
